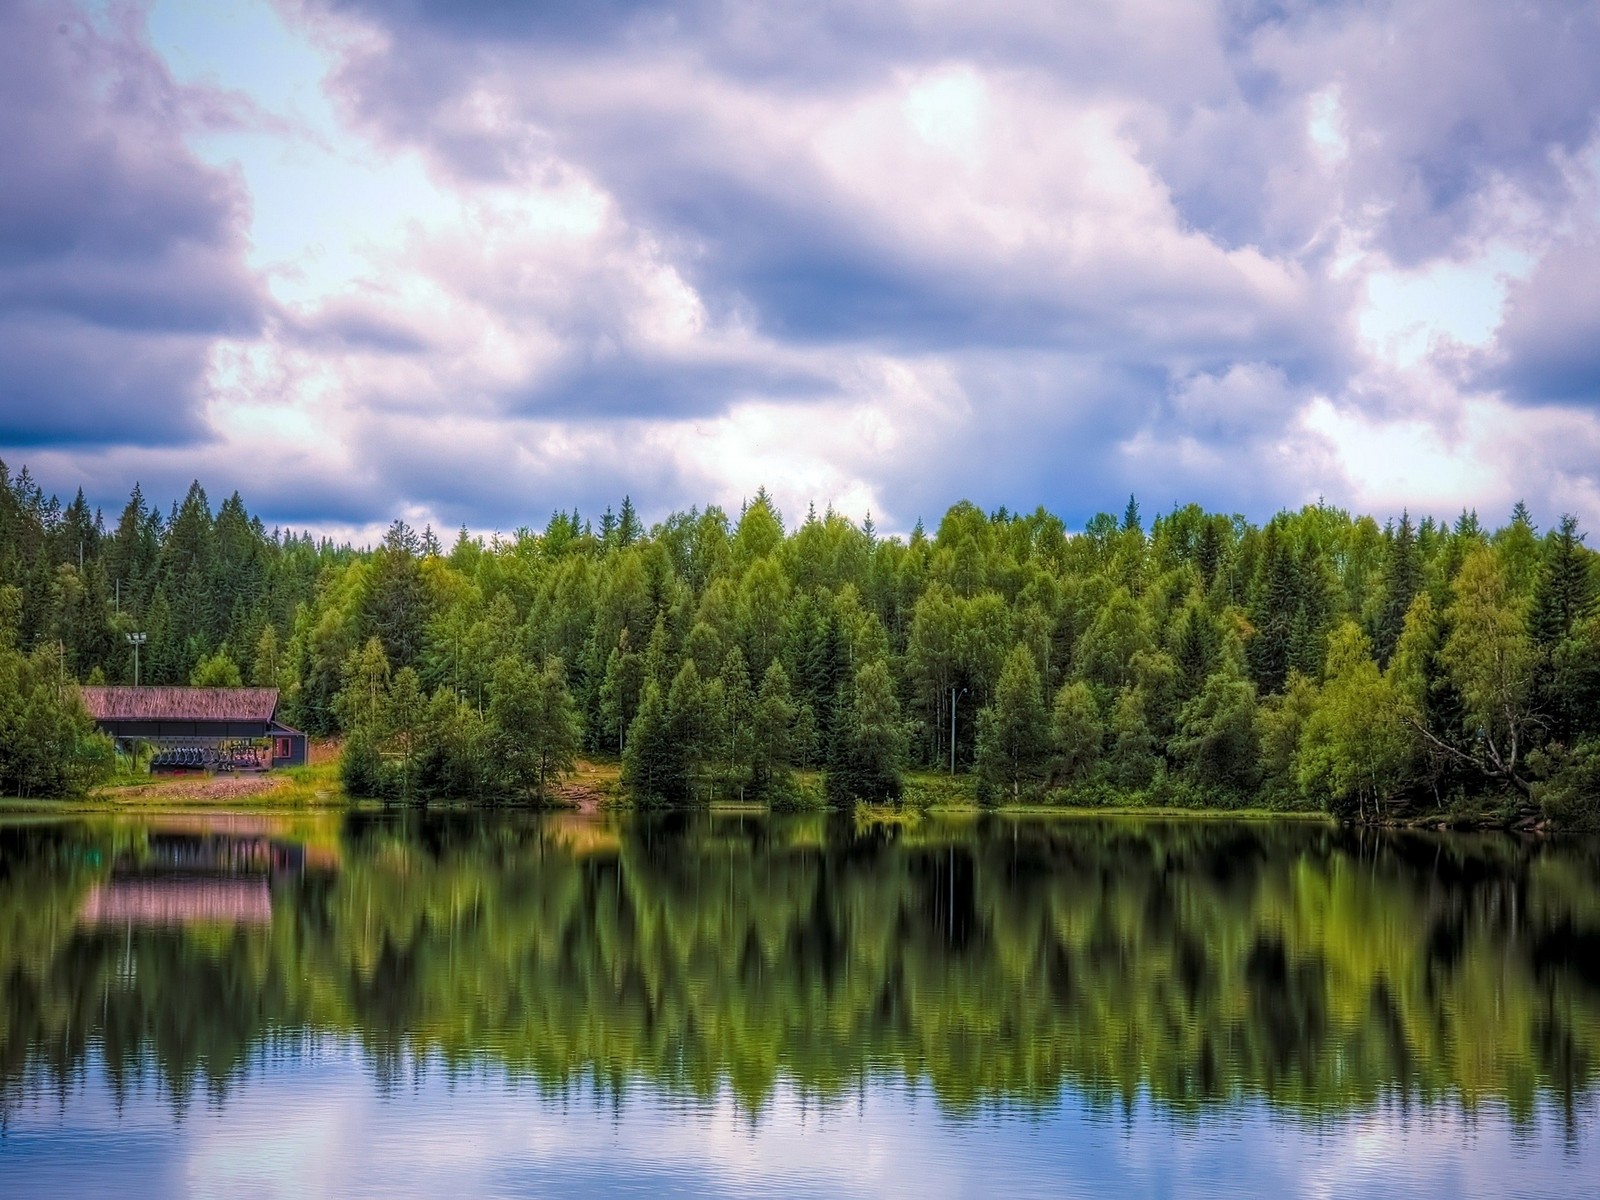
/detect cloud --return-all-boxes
[0,318,214,447]
[4,0,1600,535]
[1486,235,1600,405]
[0,2,265,448]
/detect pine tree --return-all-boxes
[719,647,755,785]
[361,523,432,670]
[1531,515,1595,647]
[598,636,644,754]
[1173,604,1216,699]
[1196,519,1225,589]
[1247,520,1297,693]
[253,624,281,687]
[623,678,686,803]
[618,495,642,547]
[825,660,906,803]
[1373,512,1422,667]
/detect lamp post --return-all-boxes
[949,685,967,775]
[125,632,146,686]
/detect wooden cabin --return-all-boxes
[80,686,308,771]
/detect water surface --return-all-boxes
[1,812,1596,1197]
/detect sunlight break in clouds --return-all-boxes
[1,0,1599,536]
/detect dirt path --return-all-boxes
[549,781,607,814]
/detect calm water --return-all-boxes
[0,811,1596,1198]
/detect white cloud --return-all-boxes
[8,0,1600,535]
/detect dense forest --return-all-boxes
[1,459,1597,824]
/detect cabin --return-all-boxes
[80,686,308,771]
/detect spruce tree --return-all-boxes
[1373,512,1422,667]
[825,660,906,803]
[623,679,685,803]
[1531,515,1595,647]
[1247,521,1297,693]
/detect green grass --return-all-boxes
[1,760,352,812]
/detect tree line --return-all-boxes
[2,459,1597,823]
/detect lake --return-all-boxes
[0,811,1595,1198]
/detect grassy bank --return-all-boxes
[0,761,348,813]
[0,750,1496,830]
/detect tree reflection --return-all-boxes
[1,816,1596,1126]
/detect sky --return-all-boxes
[2,0,1599,541]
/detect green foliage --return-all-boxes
[1256,673,1318,808]
[826,660,907,803]
[340,730,389,799]
[489,656,582,800]
[750,661,798,797]
[1296,623,1417,818]
[3,456,1597,814]
[0,643,113,797]
[624,679,686,803]
[190,646,243,687]
[1173,671,1260,790]
[1050,680,1101,783]
[975,645,1048,798]
[252,623,281,687]
[1438,546,1538,788]
[1531,738,1600,831]
[333,636,581,804]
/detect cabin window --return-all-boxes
[275,737,292,759]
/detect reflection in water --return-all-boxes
[80,877,273,926]
[73,822,335,928]
[0,813,1596,1193]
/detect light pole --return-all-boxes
[125,632,146,686]
[949,685,967,775]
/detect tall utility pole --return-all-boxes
[126,632,146,687]
[950,685,967,775]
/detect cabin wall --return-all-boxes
[269,734,308,769]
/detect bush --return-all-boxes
[339,732,391,800]
[1532,739,1600,832]
[0,644,114,797]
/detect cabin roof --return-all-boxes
[80,686,281,723]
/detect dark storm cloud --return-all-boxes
[1485,239,1600,406]
[0,319,211,447]
[0,1,263,446]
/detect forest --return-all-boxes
[1,458,1597,825]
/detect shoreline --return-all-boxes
[0,755,1550,831]
[0,793,1545,833]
